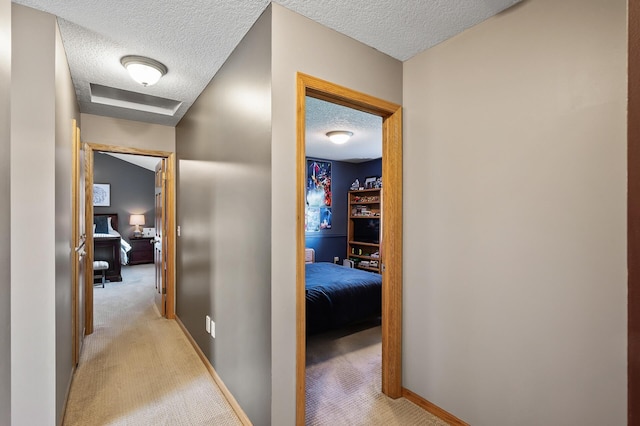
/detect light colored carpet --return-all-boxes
[63,264,242,426]
[306,322,449,426]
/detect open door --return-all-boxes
[71,120,86,363]
[155,158,167,316]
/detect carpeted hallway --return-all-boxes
[63,264,242,426]
[65,263,448,425]
[306,322,449,426]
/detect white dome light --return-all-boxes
[121,55,167,87]
[326,130,353,144]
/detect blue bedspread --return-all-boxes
[305,262,382,334]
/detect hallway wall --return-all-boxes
[0,0,9,422]
[175,7,272,424]
[80,113,175,153]
[11,4,80,425]
[270,4,402,424]
[403,0,627,423]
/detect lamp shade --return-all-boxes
[129,214,145,226]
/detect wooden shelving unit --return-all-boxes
[347,188,382,273]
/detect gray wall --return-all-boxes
[11,5,79,424]
[0,0,9,422]
[175,7,272,424]
[270,4,403,424]
[403,0,627,424]
[93,153,156,240]
[81,113,175,153]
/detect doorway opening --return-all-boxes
[296,73,403,424]
[78,142,176,336]
[304,95,384,420]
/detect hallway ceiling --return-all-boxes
[13,0,520,158]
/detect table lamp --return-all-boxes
[129,214,145,237]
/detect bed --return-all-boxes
[93,213,132,282]
[305,261,382,335]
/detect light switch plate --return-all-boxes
[205,315,211,333]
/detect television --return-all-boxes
[353,218,380,244]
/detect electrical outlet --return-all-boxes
[205,315,211,333]
[334,256,339,264]
[210,320,216,338]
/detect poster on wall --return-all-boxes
[306,160,332,231]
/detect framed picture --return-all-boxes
[93,183,110,207]
[364,176,378,189]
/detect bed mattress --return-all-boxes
[305,262,382,334]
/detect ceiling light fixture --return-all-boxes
[121,55,167,87]
[326,130,353,145]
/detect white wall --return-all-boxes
[0,0,10,422]
[402,0,627,424]
[270,4,402,424]
[11,4,57,424]
[80,113,175,152]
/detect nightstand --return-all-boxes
[129,237,154,265]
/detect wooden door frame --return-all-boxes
[295,73,403,424]
[629,2,639,423]
[82,142,176,335]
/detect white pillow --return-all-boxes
[108,217,115,233]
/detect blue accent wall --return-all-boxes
[305,157,381,263]
[358,158,382,185]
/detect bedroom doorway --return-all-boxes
[296,73,403,424]
[79,142,176,335]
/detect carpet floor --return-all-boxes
[306,322,449,426]
[63,264,242,426]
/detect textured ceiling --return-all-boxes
[12,0,520,160]
[306,97,382,163]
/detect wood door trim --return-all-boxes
[84,143,173,159]
[629,1,639,423]
[83,143,176,333]
[401,388,470,426]
[381,105,402,396]
[84,143,94,334]
[165,153,176,319]
[296,73,403,424]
